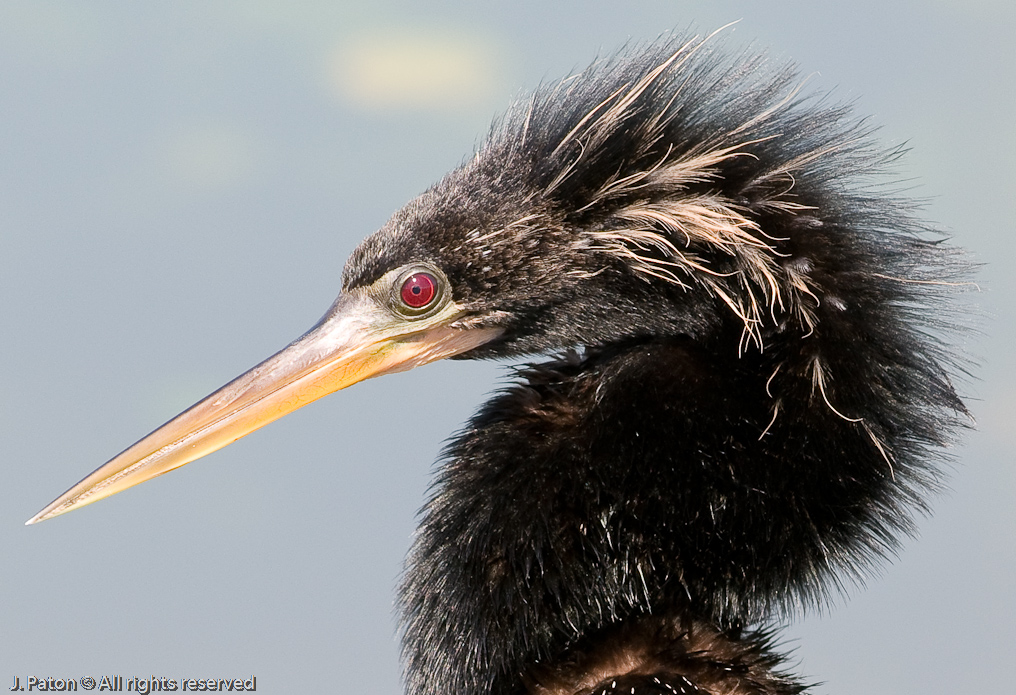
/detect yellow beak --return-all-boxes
[27,292,499,525]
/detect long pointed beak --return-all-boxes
[27,292,499,525]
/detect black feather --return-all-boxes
[338,31,970,695]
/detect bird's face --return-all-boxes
[29,37,773,524]
[28,153,720,525]
[26,187,519,524]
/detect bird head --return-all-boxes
[27,33,962,531]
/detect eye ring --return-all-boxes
[391,265,448,318]
[400,272,438,309]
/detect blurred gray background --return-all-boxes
[2,1,1013,693]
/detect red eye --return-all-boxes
[400,272,438,309]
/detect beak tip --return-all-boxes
[25,502,64,526]
[25,508,51,525]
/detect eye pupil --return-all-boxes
[400,272,438,309]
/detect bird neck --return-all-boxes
[401,326,937,695]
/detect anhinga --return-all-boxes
[29,32,967,695]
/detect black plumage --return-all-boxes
[30,30,969,695]
[359,36,967,695]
